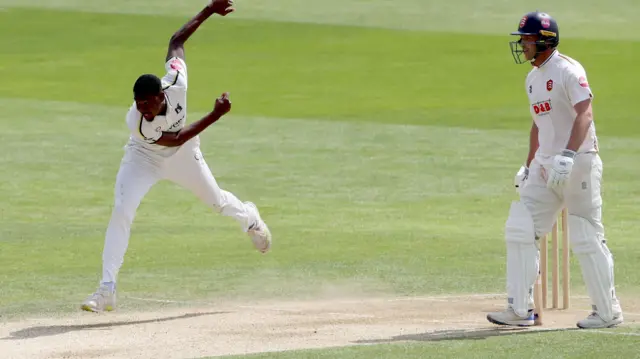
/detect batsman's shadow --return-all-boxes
[3,311,228,340]
[354,326,578,344]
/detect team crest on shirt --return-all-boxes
[532,99,552,115]
[546,79,553,91]
[579,76,589,88]
[170,58,183,71]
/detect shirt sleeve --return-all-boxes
[564,66,593,107]
[162,57,188,89]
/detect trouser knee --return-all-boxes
[505,201,536,245]
[568,214,606,254]
[109,200,137,226]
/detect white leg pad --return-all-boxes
[568,215,616,321]
[504,201,539,318]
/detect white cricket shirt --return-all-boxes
[124,57,190,160]
[525,50,598,164]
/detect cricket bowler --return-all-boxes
[81,0,272,312]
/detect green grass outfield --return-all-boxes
[1,1,639,358]
[218,326,640,359]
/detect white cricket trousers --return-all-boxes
[101,139,254,285]
[522,153,603,238]
[513,152,619,317]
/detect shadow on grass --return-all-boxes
[354,326,580,344]
[3,311,228,340]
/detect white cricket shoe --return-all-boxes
[577,310,623,329]
[245,202,272,253]
[81,283,116,312]
[487,307,535,327]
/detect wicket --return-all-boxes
[534,208,570,325]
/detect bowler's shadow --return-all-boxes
[3,311,228,340]
[354,326,578,344]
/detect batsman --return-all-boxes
[486,11,623,329]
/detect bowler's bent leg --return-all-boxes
[165,142,271,252]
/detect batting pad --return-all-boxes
[569,214,616,321]
[505,201,539,318]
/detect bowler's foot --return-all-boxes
[81,283,116,312]
[245,202,271,253]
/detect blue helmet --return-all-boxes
[510,11,560,64]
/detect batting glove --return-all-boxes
[514,165,529,194]
[547,149,576,189]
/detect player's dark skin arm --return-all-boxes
[155,93,231,147]
[156,0,235,147]
[166,0,235,61]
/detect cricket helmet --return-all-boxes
[509,11,559,64]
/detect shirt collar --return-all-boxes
[534,49,558,69]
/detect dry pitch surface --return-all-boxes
[2,293,639,359]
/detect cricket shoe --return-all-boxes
[487,307,535,327]
[81,283,116,312]
[245,202,272,253]
[577,308,623,329]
